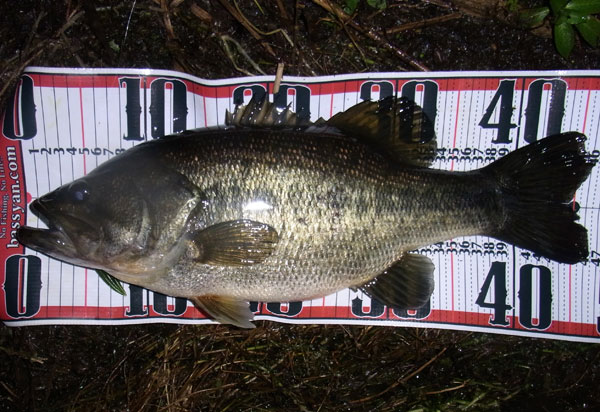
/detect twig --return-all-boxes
[81,2,118,62]
[190,2,212,23]
[336,15,369,67]
[350,346,448,404]
[546,349,600,394]
[159,0,176,40]
[23,11,47,53]
[220,35,267,76]
[275,0,290,21]
[311,0,429,71]
[386,12,462,34]
[121,0,138,53]
[424,380,469,395]
[233,0,294,47]
[273,63,284,94]
[0,10,83,105]
[422,0,454,9]
[217,0,276,57]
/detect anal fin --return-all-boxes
[191,296,255,328]
[359,253,435,310]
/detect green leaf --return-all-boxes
[367,0,387,10]
[565,0,600,15]
[555,12,570,25]
[554,22,576,57]
[567,11,590,24]
[576,17,600,46]
[520,7,550,27]
[97,269,127,296]
[344,0,359,14]
[550,0,569,14]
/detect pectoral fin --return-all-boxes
[359,253,435,309]
[191,296,255,328]
[193,219,279,266]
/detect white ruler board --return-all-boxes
[1,67,599,343]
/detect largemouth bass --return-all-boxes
[17,97,595,327]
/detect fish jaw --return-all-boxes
[17,198,101,268]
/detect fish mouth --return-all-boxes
[16,200,95,261]
[17,225,76,257]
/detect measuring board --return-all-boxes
[1,67,599,343]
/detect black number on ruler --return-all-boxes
[149,78,188,138]
[125,285,148,316]
[401,80,439,131]
[2,75,37,140]
[475,261,512,326]
[265,301,303,317]
[120,77,144,141]
[126,287,190,317]
[273,85,311,122]
[393,299,431,320]
[523,79,567,143]
[518,264,552,329]
[351,296,385,318]
[479,80,517,144]
[232,85,267,105]
[3,255,42,318]
[360,81,395,101]
[153,293,188,316]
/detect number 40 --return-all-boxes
[476,261,552,330]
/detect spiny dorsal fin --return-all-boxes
[359,253,435,310]
[326,97,437,167]
[226,96,313,129]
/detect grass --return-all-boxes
[2,323,599,411]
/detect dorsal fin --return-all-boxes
[226,96,313,129]
[326,97,437,167]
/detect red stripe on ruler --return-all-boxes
[29,73,600,92]
[329,92,334,118]
[203,94,207,129]
[23,305,600,338]
[13,79,20,136]
[568,90,593,322]
[449,89,461,312]
[78,87,89,307]
[583,89,591,134]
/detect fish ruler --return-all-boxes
[1,67,599,343]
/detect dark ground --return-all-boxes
[1,1,599,411]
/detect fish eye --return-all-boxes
[68,181,90,202]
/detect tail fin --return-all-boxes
[483,132,596,264]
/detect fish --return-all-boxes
[16,96,596,328]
